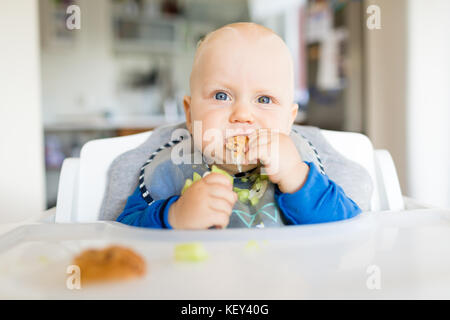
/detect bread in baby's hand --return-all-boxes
[72,245,146,284]
[226,135,249,171]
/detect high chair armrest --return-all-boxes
[374,149,404,211]
[55,158,80,223]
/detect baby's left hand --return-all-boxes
[244,129,310,194]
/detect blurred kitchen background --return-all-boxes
[41,0,364,208]
[1,0,449,222]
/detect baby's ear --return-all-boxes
[183,96,192,132]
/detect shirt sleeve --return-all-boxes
[275,161,362,225]
[116,186,179,229]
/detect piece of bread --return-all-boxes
[72,245,146,284]
[226,135,248,164]
[226,135,249,172]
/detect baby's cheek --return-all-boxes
[257,114,282,131]
[267,112,292,134]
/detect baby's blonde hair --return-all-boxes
[195,22,278,52]
[190,22,290,92]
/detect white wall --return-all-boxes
[407,0,450,208]
[0,0,45,222]
[39,0,119,118]
[365,0,450,208]
[364,0,408,194]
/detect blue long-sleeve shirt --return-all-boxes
[116,162,362,228]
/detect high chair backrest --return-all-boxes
[321,130,381,211]
[56,129,402,223]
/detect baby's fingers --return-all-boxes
[208,185,237,207]
[208,197,234,216]
[208,212,230,229]
[248,130,271,150]
[202,172,233,188]
[244,143,271,165]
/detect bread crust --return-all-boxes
[72,245,146,284]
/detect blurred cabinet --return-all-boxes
[44,122,161,208]
[300,0,364,133]
[113,15,185,54]
[110,0,232,55]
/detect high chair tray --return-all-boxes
[0,209,450,299]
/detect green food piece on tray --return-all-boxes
[38,256,49,264]
[245,240,260,250]
[174,242,209,262]
[211,165,233,185]
[240,177,248,182]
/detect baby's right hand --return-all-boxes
[168,173,237,229]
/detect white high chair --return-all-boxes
[55,129,407,223]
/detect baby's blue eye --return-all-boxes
[215,92,229,101]
[257,96,272,104]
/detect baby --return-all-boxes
[116,22,362,229]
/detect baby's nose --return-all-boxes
[229,102,254,124]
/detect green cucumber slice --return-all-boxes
[174,243,209,262]
[181,178,193,195]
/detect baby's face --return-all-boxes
[183,23,298,171]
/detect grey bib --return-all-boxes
[139,132,327,228]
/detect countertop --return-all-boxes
[44,115,185,131]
